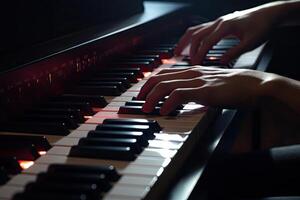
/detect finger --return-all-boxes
[157,67,192,75]
[189,26,216,62]
[175,28,195,55]
[175,24,207,55]
[220,41,249,64]
[159,88,198,115]
[142,78,205,113]
[160,85,216,115]
[137,69,202,100]
[191,24,230,65]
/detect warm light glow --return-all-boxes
[207,56,219,60]
[18,160,34,170]
[38,151,47,155]
[142,72,152,78]
[162,59,177,64]
[84,116,93,119]
[137,78,142,81]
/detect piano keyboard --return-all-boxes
[0,36,259,199]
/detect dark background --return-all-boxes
[154,0,275,19]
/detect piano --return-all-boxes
[0,1,277,199]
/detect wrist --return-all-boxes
[259,73,287,99]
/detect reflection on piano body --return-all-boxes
[0,1,267,199]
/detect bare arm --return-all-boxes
[175,0,300,65]
[137,67,300,115]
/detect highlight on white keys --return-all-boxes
[162,58,177,65]
[18,160,34,170]
[181,44,190,56]
[207,56,219,60]
[142,72,152,78]
[38,151,47,155]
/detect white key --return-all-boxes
[105,185,150,199]
[141,148,177,158]
[118,175,157,187]
[77,123,97,131]
[133,156,171,167]
[148,140,182,150]
[7,174,36,186]
[0,185,23,198]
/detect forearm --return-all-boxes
[261,74,300,114]
[258,0,300,24]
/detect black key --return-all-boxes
[41,102,94,116]
[139,49,173,59]
[206,53,223,57]
[87,130,150,145]
[208,50,227,54]
[94,72,138,83]
[21,114,78,129]
[37,172,112,192]
[124,100,161,107]
[117,58,157,68]
[118,105,179,116]
[78,138,142,154]
[24,182,102,199]
[0,122,70,135]
[51,94,108,108]
[102,68,144,78]
[26,108,85,123]
[202,59,222,66]
[0,156,22,174]
[79,81,126,92]
[212,45,233,50]
[83,77,131,88]
[146,46,174,52]
[73,85,123,96]
[0,135,51,152]
[217,38,239,46]
[0,167,9,185]
[124,100,183,110]
[182,56,191,62]
[13,192,89,200]
[0,143,40,160]
[126,54,162,65]
[48,164,120,181]
[111,62,154,72]
[102,118,162,132]
[172,63,191,67]
[96,124,155,136]
[69,145,136,161]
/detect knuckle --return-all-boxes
[155,81,168,91]
[194,77,205,85]
[189,69,202,77]
[148,75,158,84]
[172,89,185,101]
[187,26,198,33]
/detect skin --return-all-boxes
[137,67,300,115]
[175,0,300,65]
[137,0,300,115]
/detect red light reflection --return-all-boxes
[207,56,219,60]
[162,59,177,64]
[84,116,93,120]
[142,72,152,78]
[38,151,47,155]
[18,160,34,170]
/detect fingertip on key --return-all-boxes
[141,104,151,113]
[159,107,169,116]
